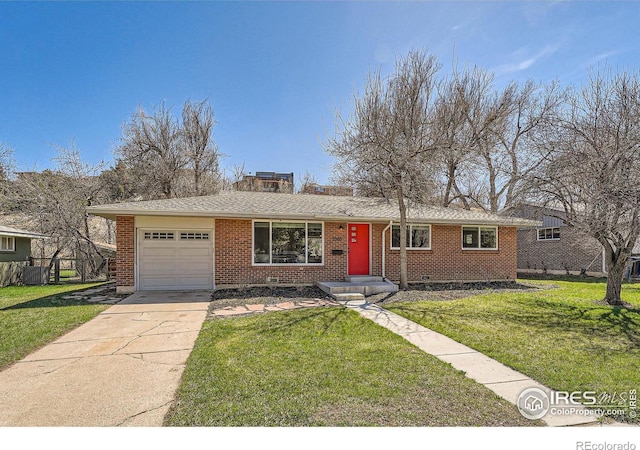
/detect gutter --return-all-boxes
[381,221,392,280]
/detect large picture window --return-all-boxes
[462,226,498,249]
[253,221,323,265]
[391,224,431,249]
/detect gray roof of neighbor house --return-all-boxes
[87,190,541,227]
[0,225,48,239]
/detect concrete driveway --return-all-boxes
[0,291,210,427]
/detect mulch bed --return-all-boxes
[210,285,333,309]
[210,281,541,309]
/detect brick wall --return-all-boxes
[517,227,603,274]
[215,219,518,285]
[115,215,135,293]
[117,216,520,289]
[376,224,517,282]
[215,219,349,285]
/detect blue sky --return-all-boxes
[1,1,639,185]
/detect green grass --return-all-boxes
[386,279,640,423]
[0,283,109,369]
[167,307,538,426]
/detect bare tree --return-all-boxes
[4,143,110,277]
[116,99,221,199]
[326,50,441,289]
[182,99,221,196]
[433,71,479,209]
[297,170,318,193]
[532,67,640,305]
[117,101,183,199]
[437,67,564,212]
[0,144,16,196]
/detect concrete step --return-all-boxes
[316,279,399,297]
[345,276,384,283]
[332,293,366,303]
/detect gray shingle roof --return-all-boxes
[87,190,541,227]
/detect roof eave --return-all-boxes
[87,207,541,228]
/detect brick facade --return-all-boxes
[215,219,348,285]
[115,216,519,290]
[377,224,517,282]
[517,227,604,274]
[507,205,605,275]
[115,215,135,293]
[214,219,517,285]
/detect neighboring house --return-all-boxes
[505,205,606,276]
[0,225,48,287]
[233,171,294,193]
[301,183,354,197]
[87,190,539,294]
[0,225,47,263]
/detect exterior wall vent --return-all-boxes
[266,277,279,283]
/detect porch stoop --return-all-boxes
[316,276,399,299]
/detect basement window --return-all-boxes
[462,226,497,250]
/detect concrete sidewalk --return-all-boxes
[0,291,210,427]
[342,300,601,427]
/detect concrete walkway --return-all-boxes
[0,291,210,427]
[341,300,601,427]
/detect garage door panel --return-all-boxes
[141,247,179,258]
[177,247,212,257]
[138,229,214,291]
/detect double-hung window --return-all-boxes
[0,236,15,252]
[254,221,323,265]
[391,224,431,249]
[462,226,498,249]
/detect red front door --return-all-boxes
[348,223,370,276]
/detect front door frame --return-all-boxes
[347,222,372,276]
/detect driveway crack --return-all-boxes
[116,400,174,426]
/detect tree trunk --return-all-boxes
[397,189,408,290]
[603,247,627,306]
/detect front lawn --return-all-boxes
[386,279,640,423]
[166,307,537,426]
[0,283,109,369]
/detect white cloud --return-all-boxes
[494,45,560,75]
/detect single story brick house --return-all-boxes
[87,191,539,294]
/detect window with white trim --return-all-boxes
[537,227,560,241]
[391,224,431,249]
[253,221,323,265]
[462,226,497,249]
[0,236,15,251]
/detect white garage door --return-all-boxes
[137,229,214,290]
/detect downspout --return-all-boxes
[382,221,392,280]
